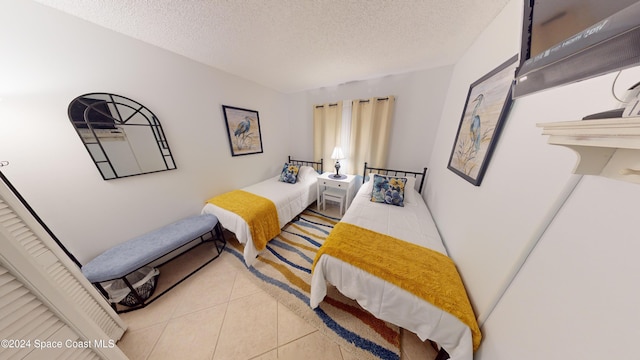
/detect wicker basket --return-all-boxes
[119,274,158,306]
[105,267,159,306]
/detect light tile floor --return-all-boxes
[116,203,437,360]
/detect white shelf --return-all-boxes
[537,116,640,184]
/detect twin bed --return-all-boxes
[202,158,480,359]
[310,163,480,360]
[201,156,322,266]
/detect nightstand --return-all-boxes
[316,172,356,214]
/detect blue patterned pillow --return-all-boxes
[279,163,299,184]
[370,174,406,207]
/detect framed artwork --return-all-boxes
[447,54,518,186]
[222,105,264,156]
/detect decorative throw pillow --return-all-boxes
[279,163,299,184]
[370,174,407,206]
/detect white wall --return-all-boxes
[0,0,292,264]
[288,67,453,175]
[427,0,640,358]
[477,176,640,358]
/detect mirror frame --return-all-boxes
[68,92,177,180]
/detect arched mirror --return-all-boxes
[68,93,176,180]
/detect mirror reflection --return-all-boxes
[68,93,176,180]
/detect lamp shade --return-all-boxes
[331,147,345,160]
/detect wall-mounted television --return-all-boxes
[513,0,640,98]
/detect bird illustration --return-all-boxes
[233,116,254,149]
[469,94,484,152]
[234,116,252,140]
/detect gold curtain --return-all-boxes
[349,96,395,173]
[313,101,343,172]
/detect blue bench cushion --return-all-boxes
[82,214,219,283]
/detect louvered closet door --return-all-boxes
[0,265,102,360]
[0,179,127,360]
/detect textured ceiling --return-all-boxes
[33,0,511,93]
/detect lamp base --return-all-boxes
[332,160,344,179]
[330,174,346,179]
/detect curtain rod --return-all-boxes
[315,97,390,108]
[355,97,390,103]
[315,103,338,108]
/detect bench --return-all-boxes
[82,214,226,312]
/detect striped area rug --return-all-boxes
[224,208,401,360]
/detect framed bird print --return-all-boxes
[222,105,264,156]
[447,54,518,186]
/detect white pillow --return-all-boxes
[405,176,417,193]
[297,165,319,183]
[359,178,374,195]
[404,177,418,204]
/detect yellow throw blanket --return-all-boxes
[313,222,482,351]
[206,190,280,251]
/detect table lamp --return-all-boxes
[331,146,345,179]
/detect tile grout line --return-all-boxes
[209,266,241,360]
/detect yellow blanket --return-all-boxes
[206,190,280,251]
[313,222,482,351]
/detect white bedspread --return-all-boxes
[202,171,318,266]
[310,182,475,360]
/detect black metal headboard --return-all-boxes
[288,156,323,174]
[363,162,428,194]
